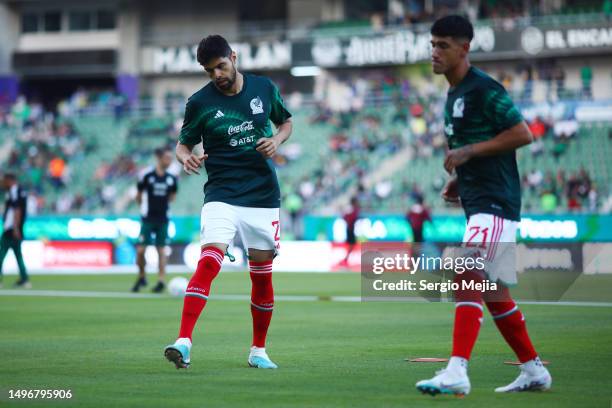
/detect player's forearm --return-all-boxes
[272,120,292,145]
[469,122,533,158]
[175,142,194,164]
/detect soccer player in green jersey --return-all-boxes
[164,35,292,370]
[416,16,552,397]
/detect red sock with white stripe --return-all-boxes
[249,260,274,348]
[485,287,538,363]
[449,271,484,372]
[178,246,224,340]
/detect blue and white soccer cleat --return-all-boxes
[247,347,278,369]
[164,338,191,369]
[416,369,471,397]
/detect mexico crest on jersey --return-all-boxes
[453,97,464,118]
[250,97,264,114]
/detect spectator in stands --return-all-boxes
[388,0,405,25]
[48,156,66,189]
[527,169,543,191]
[554,118,578,140]
[407,195,431,243]
[568,193,582,211]
[528,117,547,156]
[529,117,547,139]
[341,196,360,267]
[576,168,592,199]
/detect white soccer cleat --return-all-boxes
[247,347,278,369]
[495,359,552,393]
[416,368,471,397]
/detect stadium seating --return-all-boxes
[3,99,610,217]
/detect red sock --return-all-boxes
[452,303,483,359]
[451,271,484,360]
[178,246,224,340]
[249,260,274,348]
[485,287,538,363]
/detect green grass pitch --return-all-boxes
[1,272,611,407]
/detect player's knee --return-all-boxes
[453,269,485,303]
[248,249,275,262]
[484,286,518,318]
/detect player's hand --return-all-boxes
[441,177,460,203]
[256,137,280,158]
[182,152,208,175]
[444,145,473,173]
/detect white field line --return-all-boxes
[0,289,611,307]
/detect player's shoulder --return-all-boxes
[246,73,277,90]
[167,172,179,182]
[138,166,155,181]
[187,83,215,106]
[470,67,506,93]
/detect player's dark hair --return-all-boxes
[197,35,232,66]
[430,15,474,41]
[3,172,17,181]
[154,147,171,158]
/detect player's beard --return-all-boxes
[216,63,237,91]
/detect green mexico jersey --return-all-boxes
[444,67,524,221]
[179,74,292,208]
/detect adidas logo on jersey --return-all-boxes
[214,110,225,118]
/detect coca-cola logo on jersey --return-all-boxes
[228,121,255,136]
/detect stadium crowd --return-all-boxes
[0,67,609,217]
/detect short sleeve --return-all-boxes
[137,173,146,192]
[178,98,205,146]
[269,81,292,125]
[483,85,523,133]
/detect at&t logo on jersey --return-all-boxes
[229,135,256,147]
[228,121,255,136]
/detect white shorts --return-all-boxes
[461,213,519,285]
[200,201,280,253]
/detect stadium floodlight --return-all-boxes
[290,66,321,77]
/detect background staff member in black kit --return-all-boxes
[132,147,178,293]
[0,173,29,288]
